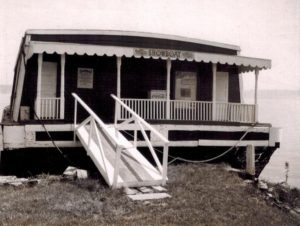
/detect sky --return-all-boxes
[0,0,299,90]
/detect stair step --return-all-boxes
[127,193,171,201]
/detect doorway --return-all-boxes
[215,71,229,121]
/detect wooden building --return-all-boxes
[0,30,280,188]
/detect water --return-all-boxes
[0,92,10,119]
[245,91,300,188]
[0,89,299,188]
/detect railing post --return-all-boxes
[112,146,122,189]
[254,68,259,122]
[60,54,65,119]
[166,59,171,119]
[73,99,77,141]
[162,144,169,186]
[212,63,217,121]
[116,57,122,122]
[36,53,43,118]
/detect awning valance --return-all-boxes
[26,41,271,73]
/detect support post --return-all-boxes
[166,59,171,119]
[254,68,259,122]
[116,57,122,123]
[246,144,255,176]
[36,53,43,118]
[12,53,26,121]
[60,54,65,119]
[212,63,217,121]
[162,144,169,186]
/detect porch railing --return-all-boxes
[37,97,61,119]
[120,98,255,123]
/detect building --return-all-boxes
[0,30,280,188]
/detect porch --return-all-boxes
[31,54,260,125]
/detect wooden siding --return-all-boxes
[171,61,213,101]
[64,55,117,123]
[168,130,269,141]
[121,58,166,99]
[20,55,38,119]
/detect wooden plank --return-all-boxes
[198,139,269,147]
[127,193,171,201]
[98,127,162,185]
[124,187,140,195]
[138,186,153,193]
[117,179,164,188]
[107,127,162,180]
[77,127,116,185]
[152,186,167,192]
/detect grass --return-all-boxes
[0,163,299,226]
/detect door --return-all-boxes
[216,71,229,121]
[41,61,58,118]
[41,62,57,97]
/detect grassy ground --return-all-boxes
[0,164,299,226]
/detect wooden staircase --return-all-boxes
[72,93,169,189]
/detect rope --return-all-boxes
[167,123,257,164]
[120,123,258,165]
[33,110,75,166]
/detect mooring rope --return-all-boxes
[120,122,258,165]
[33,109,76,166]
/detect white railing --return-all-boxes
[170,100,213,121]
[73,93,169,188]
[120,98,255,123]
[215,102,255,123]
[73,93,127,187]
[38,97,61,119]
[112,94,169,186]
[120,99,167,120]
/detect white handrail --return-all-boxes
[112,94,169,184]
[111,94,169,144]
[72,93,126,149]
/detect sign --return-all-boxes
[77,68,93,89]
[134,48,194,60]
[175,71,197,101]
[149,90,167,99]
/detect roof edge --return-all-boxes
[25,29,241,51]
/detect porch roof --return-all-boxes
[26,41,271,73]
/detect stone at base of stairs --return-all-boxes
[127,193,171,201]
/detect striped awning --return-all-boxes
[26,41,271,73]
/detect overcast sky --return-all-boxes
[0,0,299,90]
